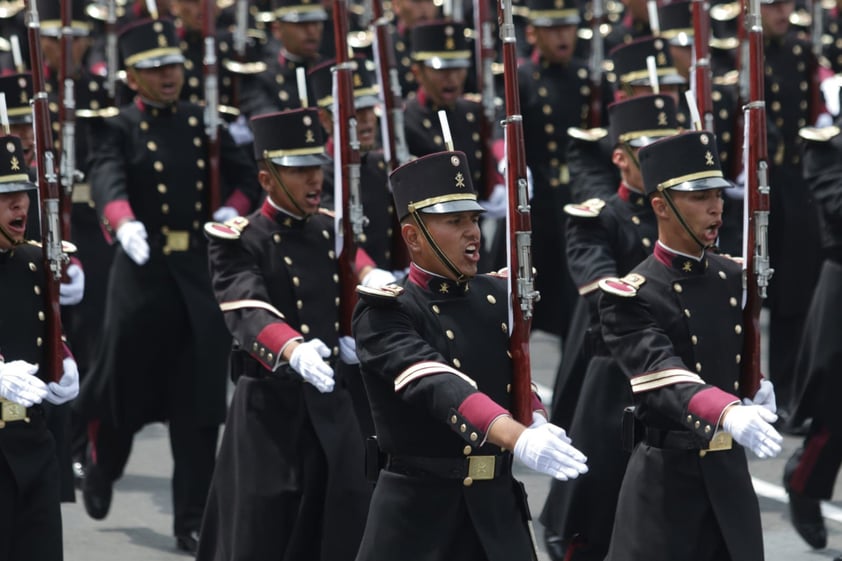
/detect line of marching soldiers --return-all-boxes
[2,0,842,559]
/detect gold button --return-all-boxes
[253,342,259,351]
[686,415,693,423]
[154,161,163,172]
[293,277,300,286]
[735,354,741,364]
[259,348,265,357]
[33,285,41,295]
[432,305,440,314]
[162,203,170,213]
[470,432,478,441]
[501,323,508,333]
[158,184,167,194]
[463,445,472,455]
[729,297,737,307]
[704,425,711,433]
[451,415,458,424]
[696,362,702,372]
[631,216,640,225]
[29,262,36,271]
[446,330,455,340]
[486,295,496,304]
[38,311,45,321]
[735,325,742,334]
[147,141,157,151]
[189,116,199,126]
[453,358,462,368]
[267,353,274,362]
[734,381,740,391]
[273,234,281,243]
[460,424,467,433]
[691,335,698,345]
[334,322,340,331]
[194,137,202,147]
[694,420,700,428]
[328,250,335,259]
[463,476,474,487]
[295,300,303,310]
[719,271,727,279]
[333,274,339,283]
[301,324,310,334]
[684,309,691,318]
[673,283,683,293]
[195,202,203,211]
[322,230,330,239]
[642,238,651,248]
[284,256,293,265]
[36,337,43,347]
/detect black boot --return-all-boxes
[175,530,200,555]
[81,450,113,520]
[784,450,827,549]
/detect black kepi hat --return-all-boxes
[251,108,331,167]
[0,73,33,125]
[639,130,732,196]
[308,58,380,110]
[411,21,472,69]
[0,136,37,194]
[526,0,581,27]
[119,18,185,69]
[610,36,686,87]
[608,94,680,147]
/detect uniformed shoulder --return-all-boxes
[203,216,251,240]
[356,283,405,306]
[318,208,336,219]
[567,126,608,142]
[709,252,743,273]
[25,240,78,254]
[713,69,739,86]
[798,125,842,142]
[564,198,606,218]
[461,93,484,106]
[598,272,646,297]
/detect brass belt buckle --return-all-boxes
[164,231,190,254]
[467,455,496,481]
[699,431,733,457]
[0,399,29,428]
[71,183,92,205]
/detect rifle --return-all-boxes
[26,0,67,383]
[739,0,773,399]
[59,0,77,242]
[588,0,605,127]
[203,0,222,212]
[333,0,365,336]
[370,0,409,171]
[105,0,118,102]
[498,0,539,425]
[691,0,714,132]
[474,0,499,198]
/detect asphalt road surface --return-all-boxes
[62,324,840,560]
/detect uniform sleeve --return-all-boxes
[208,235,301,371]
[599,290,739,441]
[804,138,842,228]
[238,72,281,119]
[566,213,619,298]
[88,116,135,234]
[353,301,508,444]
[568,137,620,201]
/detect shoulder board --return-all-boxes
[356,283,405,305]
[564,198,606,218]
[798,125,841,142]
[203,216,250,240]
[318,208,336,219]
[488,267,509,278]
[712,69,739,86]
[567,127,608,142]
[25,240,78,254]
[222,60,268,75]
[462,92,483,104]
[598,272,646,297]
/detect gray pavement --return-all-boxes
[62,327,840,560]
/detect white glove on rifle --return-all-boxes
[289,338,335,393]
[741,378,776,415]
[338,336,359,365]
[513,422,588,480]
[0,360,48,407]
[530,411,548,427]
[116,220,149,265]
[722,405,783,459]
[361,268,397,288]
[59,263,85,306]
[45,358,80,405]
[212,206,238,222]
[479,184,508,219]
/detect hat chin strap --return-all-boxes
[660,189,716,252]
[411,210,469,283]
[0,225,24,248]
[264,158,309,218]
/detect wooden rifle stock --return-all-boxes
[26,0,66,383]
[334,0,364,336]
[203,0,222,213]
[739,0,773,399]
[692,0,715,132]
[498,0,538,425]
[475,0,500,198]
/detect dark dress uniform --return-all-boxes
[197,108,372,561]
[782,123,842,549]
[517,0,591,338]
[75,18,261,542]
[541,94,674,561]
[176,26,238,112]
[393,24,419,97]
[599,131,766,561]
[0,138,65,561]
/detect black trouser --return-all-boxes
[91,418,219,536]
[790,424,842,500]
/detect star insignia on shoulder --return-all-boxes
[439,282,450,294]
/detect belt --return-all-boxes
[0,398,37,429]
[148,230,200,254]
[71,183,93,205]
[386,453,511,486]
[644,427,733,457]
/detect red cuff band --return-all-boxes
[458,393,509,433]
[354,248,376,271]
[103,200,135,231]
[255,323,301,367]
[687,387,740,425]
[531,392,547,418]
[223,189,251,216]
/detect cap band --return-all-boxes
[407,193,479,213]
[125,47,183,67]
[657,170,725,191]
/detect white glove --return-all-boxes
[530,411,548,427]
[741,378,776,415]
[212,206,238,222]
[361,268,397,288]
[513,422,588,480]
[479,184,508,219]
[45,358,80,405]
[116,220,149,265]
[228,114,254,145]
[338,336,359,365]
[820,74,842,118]
[0,360,48,407]
[722,405,783,459]
[59,263,85,306]
[289,338,335,393]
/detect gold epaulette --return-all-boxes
[564,198,606,218]
[462,92,483,104]
[26,240,78,254]
[223,60,268,75]
[713,69,739,86]
[798,125,841,142]
[318,208,336,219]
[356,283,405,305]
[567,126,608,142]
[203,216,250,240]
[598,272,646,297]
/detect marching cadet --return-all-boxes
[238,0,326,119]
[567,35,687,202]
[599,130,782,561]
[74,18,261,554]
[781,118,842,551]
[351,150,589,561]
[761,0,825,422]
[604,0,652,53]
[197,108,384,561]
[518,0,590,341]
[390,0,441,97]
[0,134,80,560]
[541,94,678,561]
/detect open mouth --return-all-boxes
[7,215,26,236]
[704,221,721,241]
[304,190,321,206]
[464,242,480,262]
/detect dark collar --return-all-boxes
[654,242,708,275]
[408,263,469,297]
[260,199,307,228]
[617,183,648,207]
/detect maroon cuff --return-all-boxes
[61,341,74,361]
[69,256,82,269]
[531,392,547,418]
[458,393,509,433]
[254,323,301,369]
[354,248,376,271]
[102,200,135,231]
[687,387,740,425]
[223,189,251,216]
